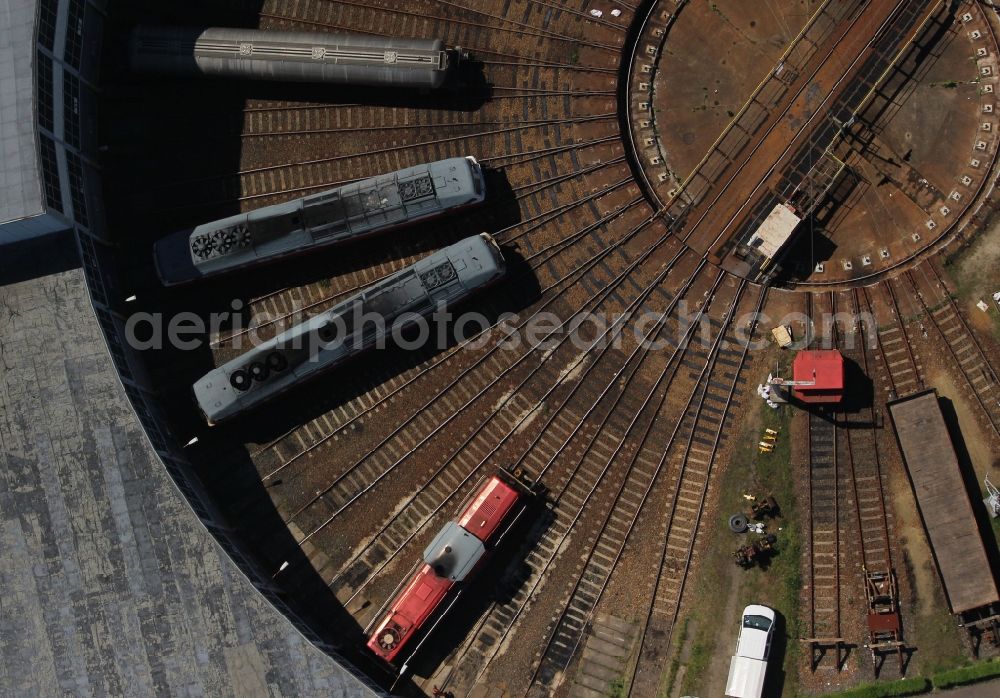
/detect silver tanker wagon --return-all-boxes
[129,25,462,88]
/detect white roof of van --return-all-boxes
[725,656,767,698]
[737,605,775,659]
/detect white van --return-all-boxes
[725,605,776,698]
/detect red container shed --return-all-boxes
[792,350,844,404]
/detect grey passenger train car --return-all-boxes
[154,157,485,286]
[129,26,459,88]
[193,234,505,425]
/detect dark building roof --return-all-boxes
[0,262,375,695]
[0,0,45,226]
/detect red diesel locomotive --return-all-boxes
[367,472,529,664]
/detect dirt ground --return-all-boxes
[653,0,822,178]
[946,217,1000,341]
[927,369,999,478]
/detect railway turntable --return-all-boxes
[632,0,1000,288]
[888,389,1000,653]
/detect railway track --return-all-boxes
[806,402,844,670]
[862,283,924,400]
[621,283,767,698]
[693,0,939,259]
[905,264,1000,439]
[284,211,667,543]
[862,259,998,441]
[151,113,620,208]
[645,0,863,210]
[522,271,742,693]
[331,242,700,594]
[839,289,903,674]
[262,0,626,54]
[422,265,729,695]
[802,291,847,671]
[241,199,652,498]
[801,291,903,675]
[209,158,635,353]
[779,0,1000,289]
[250,129,764,692]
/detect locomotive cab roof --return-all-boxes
[422,522,485,582]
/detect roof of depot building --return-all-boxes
[0,256,376,696]
[0,0,44,224]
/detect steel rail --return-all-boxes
[286,214,678,539]
[805,291,843,670]
[665,0,850,206]
[460,267,731,693]
[259,5,622,55]
[529,278,752,692]
[244,184,644,461]
[878,277,925,394]
[693,0,918,254]
[623,281,767,697]
[319,212,680,591]
[847,288,895,572]
[344,260,719,621]
[212,160,631,348]
[783,1,1000,288]
[902,270,1000,439]
[254,197,649,481]
[312,0,624,51]
[152,113,618,190]
[858,285,920,399]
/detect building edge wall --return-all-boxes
[55,1,386,693]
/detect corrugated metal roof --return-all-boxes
[793,350,844,389]
[0,0,43,224]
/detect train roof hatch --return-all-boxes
[423,521,486,582]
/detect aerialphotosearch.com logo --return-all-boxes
[123,298,878,359]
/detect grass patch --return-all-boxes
[822,677,931,697]
[819,658,1000,694]
[682,636,713,695]
[942,219,1000,341]
[675,349,802,696]
[661,617,688,697]
[932,658,1000,688]
[907,581,969,676]
[608,677,626,697]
